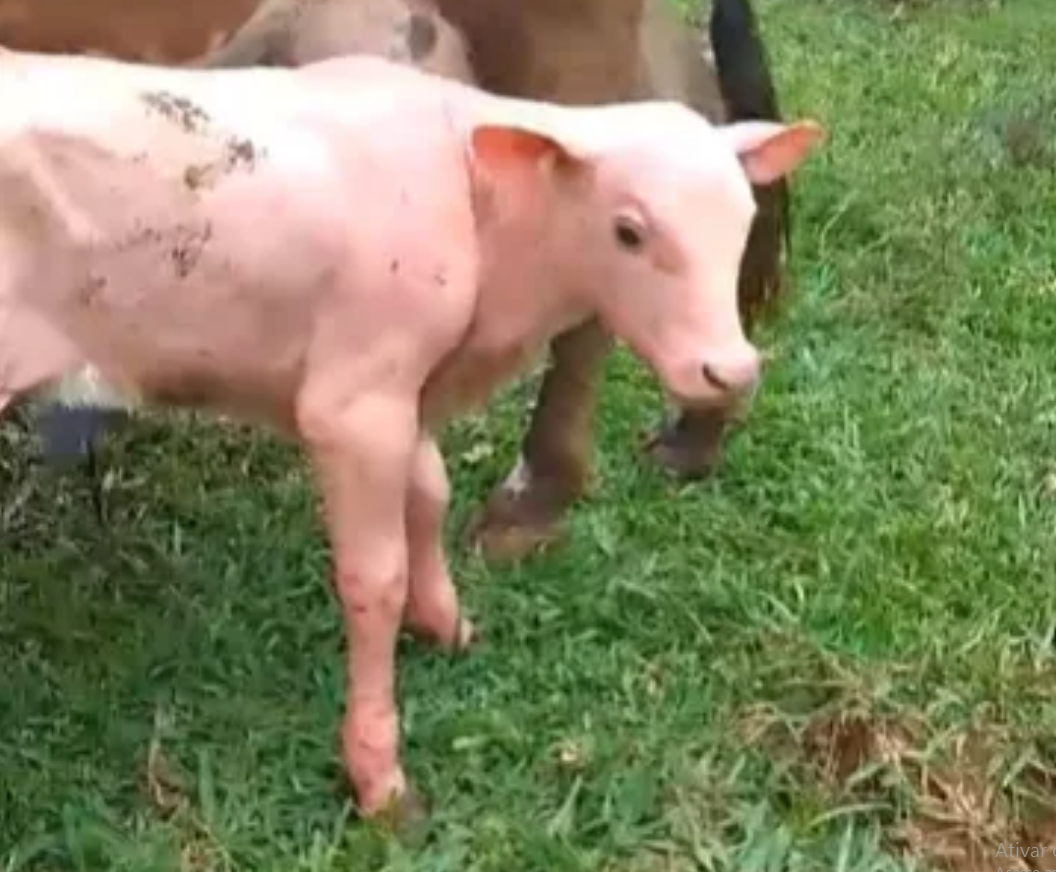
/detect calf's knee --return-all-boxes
[336,562,409,621]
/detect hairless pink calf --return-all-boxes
[0,48,823,820]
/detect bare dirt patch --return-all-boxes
[742,699,1056,872]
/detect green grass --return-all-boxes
[4,0,1056,869]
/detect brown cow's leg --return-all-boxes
[645,177,787,478]
[403,435,474,650]
[299,391,424,824]
[642,0,792,480]
[468,318,612,562]
[470,182,787,560]
[470,182,787,561]
[644,404,737,479]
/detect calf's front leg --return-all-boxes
[299,391,422,821]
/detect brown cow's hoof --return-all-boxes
[473,519,564,564]
[465,486,570,564]
[643,412,730,481]
[644,427,720,480]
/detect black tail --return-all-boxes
[709,0,782,122]
[709,0,792,323]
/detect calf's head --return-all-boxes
[470,102,823,409]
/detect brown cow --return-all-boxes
[8,0,793,560]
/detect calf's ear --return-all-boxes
[470,124,587,179]
[720,119,825,186]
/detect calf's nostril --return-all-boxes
[700,361,733,392]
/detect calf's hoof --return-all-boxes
[445,614,477,651]
[360,782,430,836]
[407,610,477,653]
[346,759,428,829]
[465,486,570,564]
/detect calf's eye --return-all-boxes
[613,215,646,253]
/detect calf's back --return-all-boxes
[0,54,478,428]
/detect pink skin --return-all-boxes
[0,49,823,816]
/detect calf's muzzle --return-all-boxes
[699,342,761,396]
